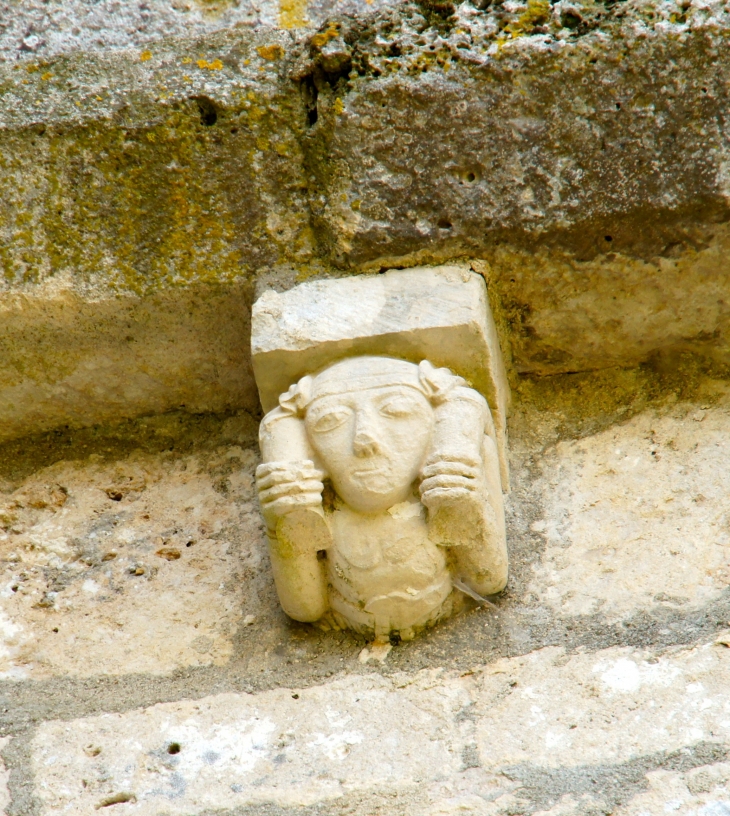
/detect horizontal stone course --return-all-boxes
[30,640,730,814]
[2,3,730,440]
[0,398,727,690]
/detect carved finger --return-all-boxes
[256,469,299,490]
[422,452,481,469]
[256,459,320,478]
[264,494,324,516]
[259,479,324,504]
[420,486,473,507]
[420,461,480,480]
[256,467,323,491]
[420,474,479,494]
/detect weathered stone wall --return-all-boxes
[2,376,730,814]
[2,1,730,814]
[2,0,730,440]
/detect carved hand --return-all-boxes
[419,454,482,510]
[255,460,325,531]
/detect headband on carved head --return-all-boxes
[277,356,466,417]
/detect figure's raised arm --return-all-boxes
[419,381,508,597]
[256,406,331,622]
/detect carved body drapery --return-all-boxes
[256,355,508,642]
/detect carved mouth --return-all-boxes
[350,465,391,489]
[352,466,384,475]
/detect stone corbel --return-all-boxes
[251,264,510,642]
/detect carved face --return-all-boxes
[305,385,434,514]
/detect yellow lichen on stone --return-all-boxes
[278,0,309,30]
[256,44,285,61]
[140,50,153,62]
[504,0,550,39]
[196,58,223,70]
[310,24,339,49]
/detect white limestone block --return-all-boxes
[31,641,730,814]
[527,404,730,620]
[251,264,510,483]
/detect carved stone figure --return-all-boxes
[256,355,508,642]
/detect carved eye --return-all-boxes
[379,395,421,418]
[310,407,351,433]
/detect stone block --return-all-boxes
[33,676,468,813]
[528,404,730,620]
[312,5,730,270]
[251,264,510,480]
[2,9,730,448]
[0,284,258,444]
[30,640,730,814]
[0,440,264,679]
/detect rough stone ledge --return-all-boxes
[2,2,730,444]
[0,0,396,65]
[2,590,728,735]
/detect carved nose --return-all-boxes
[353,426,379,457]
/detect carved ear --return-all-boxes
[418,360,467,406]
[278,374,313,417]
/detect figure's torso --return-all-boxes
[327,497,452,636]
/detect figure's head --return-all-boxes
[303,358,433,513]
[275,356,467,514]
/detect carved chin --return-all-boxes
[334,465,411,512]
[350,467,392,494]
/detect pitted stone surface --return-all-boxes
[0,0,393,62]
[3,4,730,441]
[31,640,730,814]
[528,404,730,621]
[0,438,264,678]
